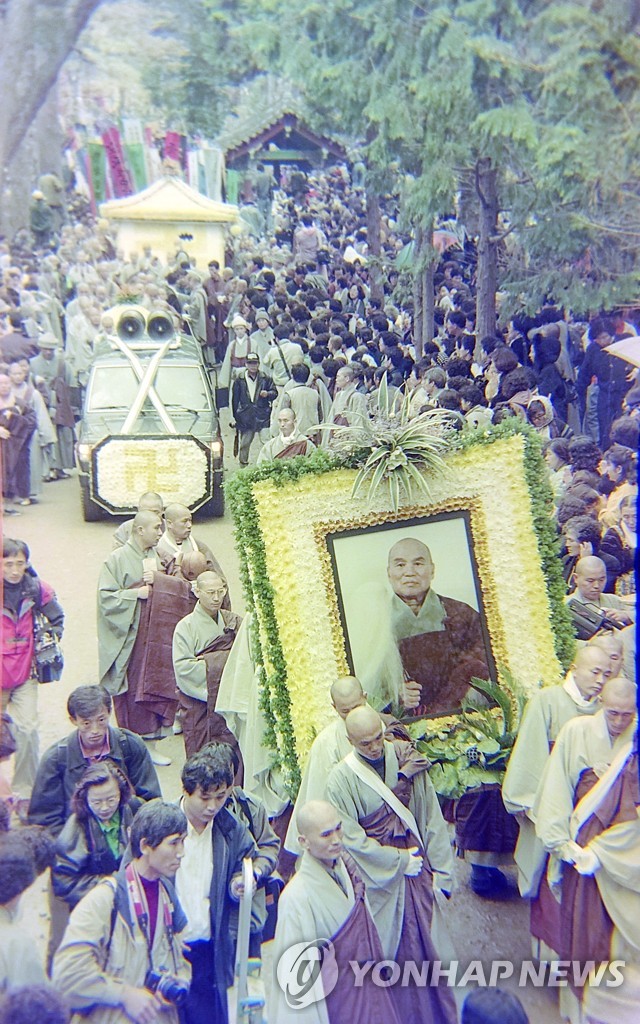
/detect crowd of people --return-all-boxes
[1,161,639,1024]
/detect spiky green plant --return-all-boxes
[406,669,527,799]
[325,373,458,511]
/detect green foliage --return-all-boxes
[227,418,573,799]
[409,670,526,799]
[327,374,457,511]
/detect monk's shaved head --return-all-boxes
[132,509,162,531]
[574,555,606,577]
[297,800,339,838]
[387,537,432,568]
[330,676,363,703]
[345,705,382,739]
[181,551,208,581]
[330,676,366,719]
[137,491,163,513]
[571,644,612,699]
[600,676,637,738]
[195,570,226,590]
[589,632,624,676]
[164,503,190,522]
[600,676,636,705]
[345,706,385,761]
[297,800,343,865]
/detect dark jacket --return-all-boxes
[231,370,277,432]
[28,726,161,835]
[226,788,280,936]
[52,804,135,907]
[204,806,256,992]
[600,526,636,591]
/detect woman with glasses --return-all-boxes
[52,761,134,912]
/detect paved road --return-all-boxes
[3,467,562,1022]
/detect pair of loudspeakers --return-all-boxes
[117,310,174,342]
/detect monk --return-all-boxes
[285,676,413,855]
[503,645,613,960]
[326,706,457,1024]
[156,503,229,606]
[256,408,315,462]
[97,510,194,766]
[172,571,243,761]
[535,677,639,1023]
[271,800,402,1024]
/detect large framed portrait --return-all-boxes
[326,510,496,718]
[227,426,574,794]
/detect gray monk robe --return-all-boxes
[502,674,600,898]
[172,603,243,758]
[326,742,456,1024]
[97,539,162,695]
[285,714,412,855]
[272,852,402,1024]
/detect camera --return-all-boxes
[144,969,189,1006]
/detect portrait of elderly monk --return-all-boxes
[349,536,492,716]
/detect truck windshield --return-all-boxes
[87,365,212,411]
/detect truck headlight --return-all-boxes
[210,439,223,458]
[76,443,93,462]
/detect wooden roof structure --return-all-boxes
[218,108,347,167]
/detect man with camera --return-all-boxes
[53,800,191,1024]
[566,555,634,640]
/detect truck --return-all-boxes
[75,307,224,522]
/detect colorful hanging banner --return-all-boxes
[164,131,182,162]
[102,126,133,198]
[124,143,148,192]
[88,142,106,203]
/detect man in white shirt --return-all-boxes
[176,747,255,1024]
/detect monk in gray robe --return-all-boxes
[502,646,613,957]
[172,571,242,760]
[271,800,402,1024]
[535,678,639,1022]
[326,706,457,1024]
[97,511,184,761]
[97,510,163,699]
[285,676,411,855]
[257,408,316,463]
[156,503,229,605]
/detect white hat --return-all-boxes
[231,314,250,329]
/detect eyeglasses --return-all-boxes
[88,795,120,809]
[203,588,227,597]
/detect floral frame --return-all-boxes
[226,421,574,797]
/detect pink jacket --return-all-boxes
[2,576,63,690]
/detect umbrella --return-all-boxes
[607,335,640,369]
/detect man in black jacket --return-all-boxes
[230,353,277,466]
[28,684,161,967]
[28,684,160,835]
[175,747,256,1024]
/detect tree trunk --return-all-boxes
[412,226,424,354]
[0,0,105,231]
[475,157,499,345]
[366,187,384,303]
[423,257,435,348]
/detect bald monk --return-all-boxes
[326,706,457,1024]
[172,571,243,759]
[588,631,625,679]
[502,646,613,957]
[271,800,402,1024]
[112,491,164,549]
[284,676,416,855]
[568,555,634,632]
[157,503,229,598]
[535,678,639,1020]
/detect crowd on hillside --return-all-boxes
[0,163,638,1024]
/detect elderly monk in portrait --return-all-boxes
[350,537,491,717]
